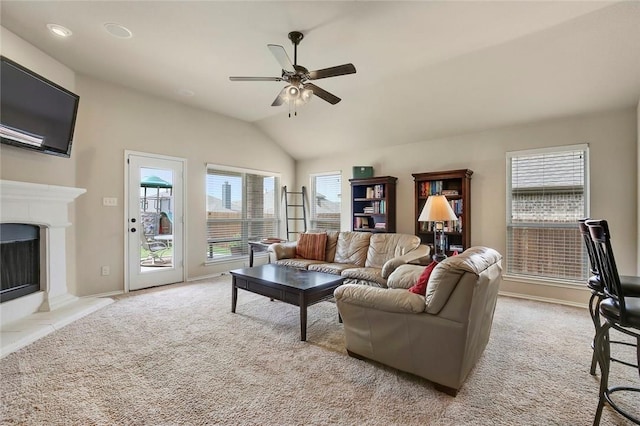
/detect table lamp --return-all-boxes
[418,194,458,262]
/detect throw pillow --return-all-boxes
[296,233,327,261]
[408,261,438,296]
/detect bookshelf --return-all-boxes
[350,176,397,233]
[412,169,473,254]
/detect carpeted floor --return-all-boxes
[1,275,638,425]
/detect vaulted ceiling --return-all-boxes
[2,1,639,160]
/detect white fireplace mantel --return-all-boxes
[0,179,86,227]
[1,180,84,321]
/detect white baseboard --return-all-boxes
[498,291,587,309]
[187,272,225,282]
[82,290,123,298]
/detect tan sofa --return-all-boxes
[268,231,430,287]
[334,246,503,395]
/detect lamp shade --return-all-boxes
[418,195,458,222]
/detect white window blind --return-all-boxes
[206,165,279,261]
[506,145,589,282]
[310,172,341,231]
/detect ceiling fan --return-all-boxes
[229,31,356,116]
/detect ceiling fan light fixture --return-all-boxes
[229,30,356,115]
[300,88,313,104]
[287,85,299,97]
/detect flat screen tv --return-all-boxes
[0,56,79,158]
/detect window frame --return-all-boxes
[205,164,280,264]
[505,144,590,284]
[309,171,342,232]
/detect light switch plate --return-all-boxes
[103,197,118,207]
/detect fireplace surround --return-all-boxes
[0,180,113,356]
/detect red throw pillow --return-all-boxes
[296,233,327,261]
[408,261,438,296]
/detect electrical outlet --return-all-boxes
[101,266,110,276]
[103,197,118,207]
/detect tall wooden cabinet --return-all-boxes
[350,176,397,233]
[412,169,472,254]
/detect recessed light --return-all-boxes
[104,23,133,39]
[46,24,72,38]
[177,89,195,97]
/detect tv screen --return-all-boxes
[0,56,79,158]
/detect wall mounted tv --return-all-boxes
[0,56,79,158]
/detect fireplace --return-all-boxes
[0,224,42,303]
[0,180,86,325]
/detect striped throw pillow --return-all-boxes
[296,233,327,261]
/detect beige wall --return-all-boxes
[296,108,637,306]
[73,76,295,296]
[0,27,80,294]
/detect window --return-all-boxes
[309,172,341,231]
[506,145,589,282]
[206,165,280,261]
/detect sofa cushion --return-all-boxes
[365,233,421,268]
[309,263,360,275]
[341,267,386,287]
[334,232,371,266]
[386,264,426,289]
[325,231,339,263]
[275,258,326,269]
[296,232,327,261]
[408,261,438,296]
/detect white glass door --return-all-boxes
[126,152,185,291]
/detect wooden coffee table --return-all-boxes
[230,264,345,341]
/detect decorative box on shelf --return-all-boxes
[352,166,374,179]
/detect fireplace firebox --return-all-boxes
[0,224,41,303]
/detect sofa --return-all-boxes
[267,231,430,287]
[334,246,503,395]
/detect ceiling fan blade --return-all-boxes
[304,83,341,105]
[308,64,356,80]
[271,87,287,106]
[229,76,283,82]
[267,44,295,73]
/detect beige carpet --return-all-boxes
[1,275,638,425]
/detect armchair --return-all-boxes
[334,246,503,395]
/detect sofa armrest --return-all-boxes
[381,244,431,278]
[334,284,426,314]
[268,241,297,261]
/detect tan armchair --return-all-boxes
[334,246,503,396]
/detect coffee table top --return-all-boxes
[230,264,344,290]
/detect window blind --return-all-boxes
[506,146,588,282]
[206,166,279,261]
[310,173,341,231]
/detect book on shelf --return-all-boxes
[449,244,464,252]
[366,184,385,199]
[442,189,459,196]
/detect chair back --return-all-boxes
[586,219,629,323]
[578,218,599,277]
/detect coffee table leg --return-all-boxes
[299,293,307,341]
[231,278,238,313]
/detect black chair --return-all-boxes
[579,219,640,375]
[586,219,640,425]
